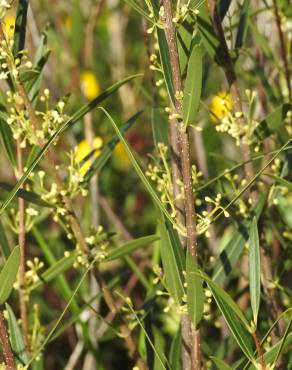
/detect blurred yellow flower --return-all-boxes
[3,14,15,39]
[80,71,101,100]
[75,137,103,175]
[113,142,131,169]
[209,91,233,124]
[63,14,72,32]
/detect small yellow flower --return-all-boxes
[75,137,103,174]
[3,14,15,39]
[209,91,233,124]
[80,71,101,100]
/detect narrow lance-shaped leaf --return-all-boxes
[195,271,255,361]
[0,74,141,214]
[13,0,28,57]
[0,218,11,259]
[159,216,184,305]
[235,0,251,49]
[249,217,261,326]
[0,118,16,168]
[106,235,159,262]
[210,356,233,370]
[183,44,203,127]
[186,252,204,328]
[157,28,175,105]
[5,303,29,364]
[0,246,20,304]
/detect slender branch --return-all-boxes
[16,139,29,349]
[161,0,200,368]
[0,310,16,370]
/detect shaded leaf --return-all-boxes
[151,108,168,149]
[210,356,233,370]
[249,217,261,325]
[0,117,16,167]
[0,246,20,304]
[197,271,255,361]
[5,303,28,364]
[0,218,10,259]
[159,216,184,305]
[186,252,204,328]
[183,44,203,126]
[0,182,52,208]
[235,0,251,49]
[106,235,159,262]
[255,104,292,140]
[265,173,292,191]
[157,28,175,105]
[212,194,266,285]
[13,0,28,57]
[169,327,182,370]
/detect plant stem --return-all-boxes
[16,139,29,349]
[161,0,200,368]
[0,310,16,370]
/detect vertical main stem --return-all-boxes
[161,0,200,368]
[16,139,29,349]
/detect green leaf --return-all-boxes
[19,69,40,84]
[235,0,251,49]
[264,173,292,191]
[153,326,166,370]
[197,271,255,361]
[101,107,179,230]
[177,20,193,74]
[83,111,142,183]
[186,252,204,328]
[248,217,261,326]
[151,108,169,149]
[0,218,10,259]
[169,327,182,370]
[0,74,141,214]
[0,182,52,208]
[157,28,175,105]
[13,0,28,57]
[159,216,184,305]
[0,117,16,168]
[183,44,203,126]
[0,246,20,304]
[255,103,292,140]
[71,0,84,57]
[210,356,233,370]
[106,235,159,262]
[212,194,266,285]
[5,303,28,364]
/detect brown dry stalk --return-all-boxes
[0,310,16,369]
[161,0,200,368]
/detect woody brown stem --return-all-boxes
[161,0,200,368]
[0,310,16,370]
